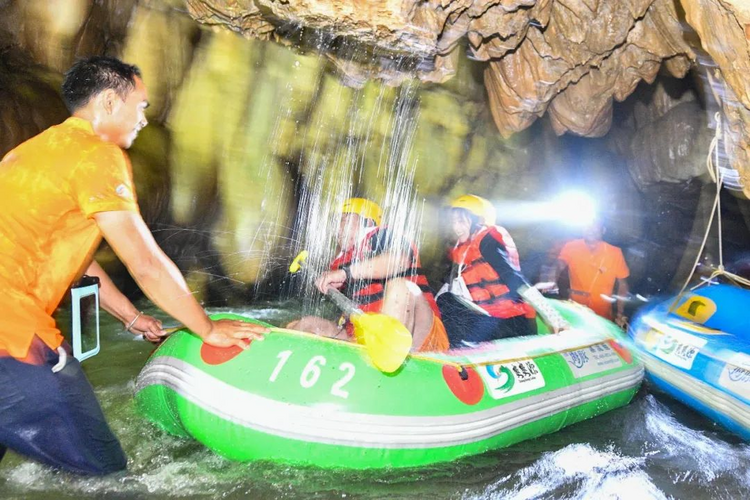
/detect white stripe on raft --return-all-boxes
[639,352,750,429]
[137,357,643,449]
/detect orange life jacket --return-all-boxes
[450,226,535,319]
[330,227,440,317]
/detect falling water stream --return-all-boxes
[287,70,424,315]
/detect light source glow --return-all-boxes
[553,191,597,227]
[484,190,599,227]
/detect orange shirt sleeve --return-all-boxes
[612,247,630,280]
[71,144,139,217]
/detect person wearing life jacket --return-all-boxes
[288,198,449,352]
[438,195,568,347]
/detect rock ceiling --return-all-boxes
[187,0,750,195]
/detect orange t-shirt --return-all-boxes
[0,117,139,358]
[558,239,629,320]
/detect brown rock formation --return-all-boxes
[185,0,750,194]
[1,0,747,296]
[680,0,750,195]
[608,77,714,189]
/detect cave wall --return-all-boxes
[184,0,750,198]
[0,0,739,303]
[680,0,750,194]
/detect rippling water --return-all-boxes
[1,303,749,499]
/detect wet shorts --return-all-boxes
[437,293,536,348]
[0,338,126,475]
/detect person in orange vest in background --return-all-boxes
[438,195,568,347]
[288,198,449,352]
[0,56,267,476]
[553,218,630,327]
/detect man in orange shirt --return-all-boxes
[553,219,630,326]
[0,57,267,475]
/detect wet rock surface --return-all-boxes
[0,0,747,301]
[188,0,749,195]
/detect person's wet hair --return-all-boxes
[451,207,482,233]
[61,56,142,112]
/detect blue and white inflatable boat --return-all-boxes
[629,284,749,439]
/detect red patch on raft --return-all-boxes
[608,339,632,364]
[200,341,249,365]
[442,365,484,405]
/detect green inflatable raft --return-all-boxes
[135,301,642,469]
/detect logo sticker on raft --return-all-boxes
[563,342,623,378]
[718,353,750,401]
[479,360,545,399]
[642,328,707,370]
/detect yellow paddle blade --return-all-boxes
[289,250,309,273]
[350,312,412,373]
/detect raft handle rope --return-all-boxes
[669,112,750,313]
[273,324,617,374]
[408,338,619,373]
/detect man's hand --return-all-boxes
[615,313,628,329]
[128,313,165,343]
[202,319,268,349]
[315,270,346,294]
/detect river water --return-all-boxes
[0,303,748,500]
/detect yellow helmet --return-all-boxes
[341,198,383,226]
[450,194,496,225]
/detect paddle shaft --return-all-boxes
[326,287,361,317]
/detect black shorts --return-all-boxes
[0,338,126,475]
[437,293,536,348]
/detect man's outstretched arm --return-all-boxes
[84,260,164,340]
[315,251,412,293]
[94,210,267,347]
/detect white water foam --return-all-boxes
[466,443,667,500]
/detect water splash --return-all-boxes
[467,443,666,500]
[2,312,750,499]
[629,395,750,488]
[287,73,426,317]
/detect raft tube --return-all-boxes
[136,301,642,469]
[628,284,750,439]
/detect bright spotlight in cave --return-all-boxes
[553,190,597,227]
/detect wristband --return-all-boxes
[125,311,143,332]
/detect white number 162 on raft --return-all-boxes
[268,350,356,399]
